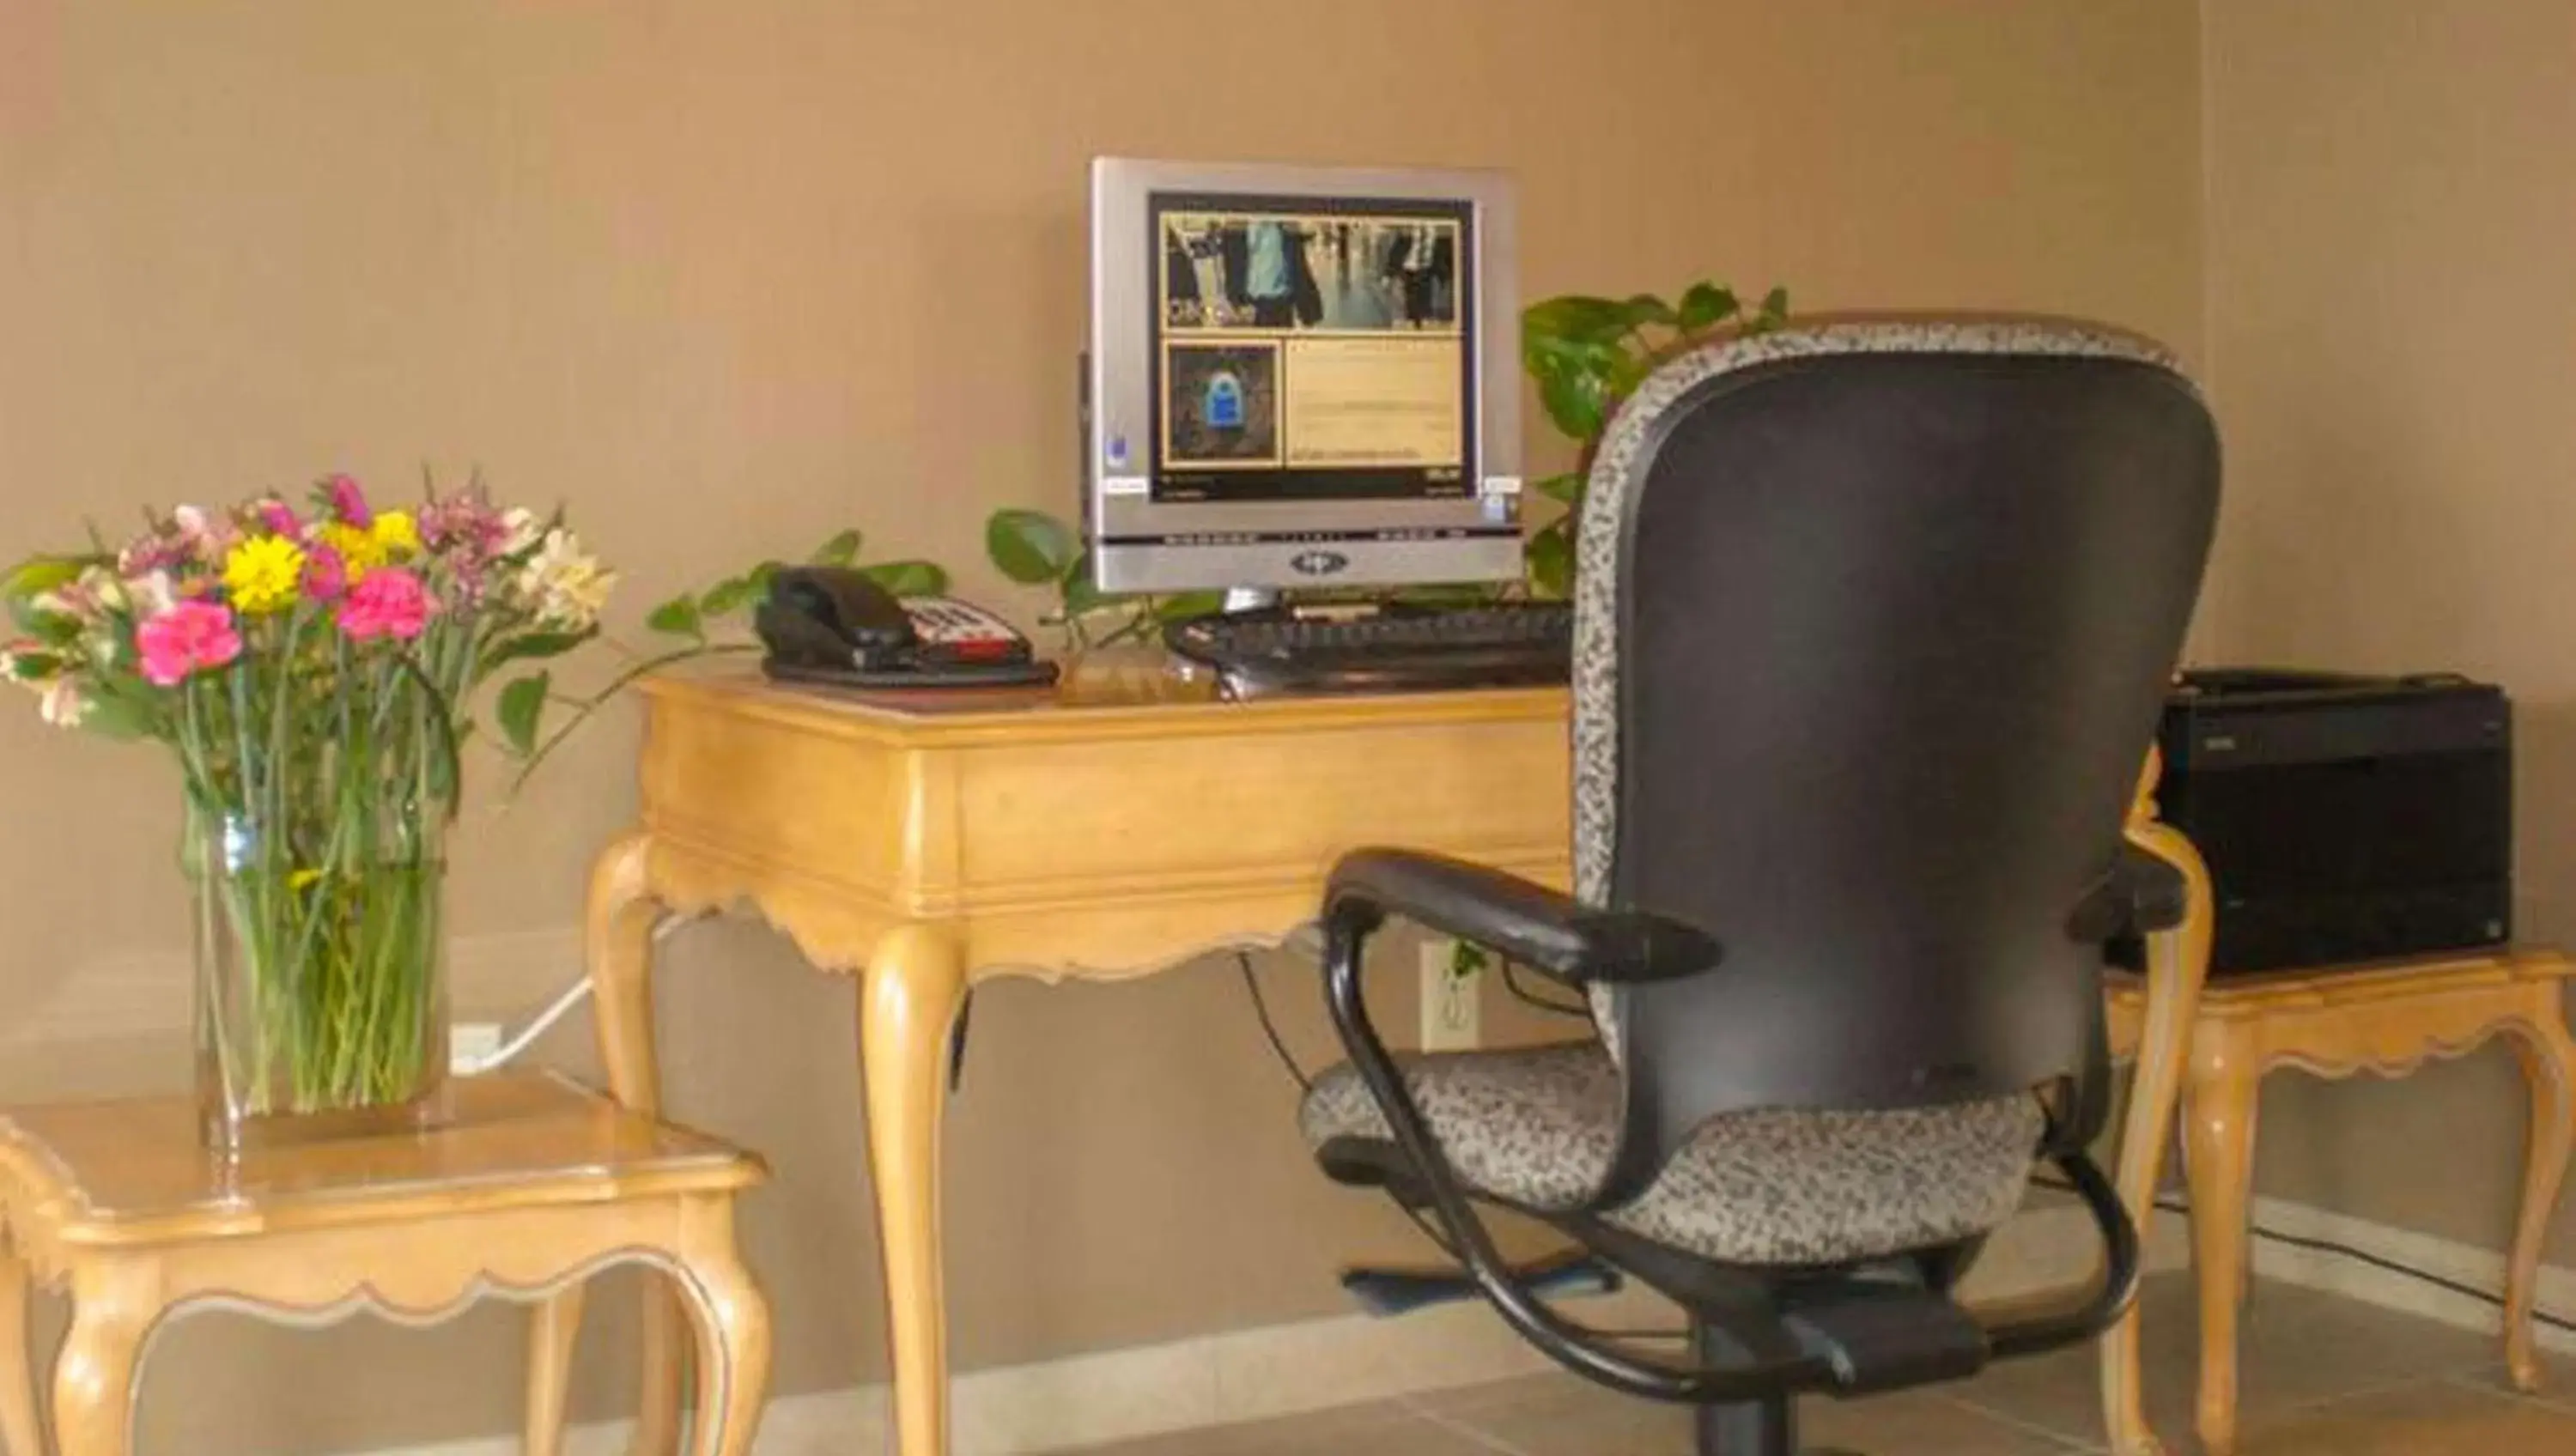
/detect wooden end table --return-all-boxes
[0,1070,771,1456]
[2109,947,2576,1456]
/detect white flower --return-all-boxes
[37,678,88,728]
[499,507,544,557]
[76,566,126,613]
[127,570,176,617]
[515,529,616,631]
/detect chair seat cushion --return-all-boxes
[1298,1042,2044,1267]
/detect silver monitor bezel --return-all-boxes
[1086,157,1522,595]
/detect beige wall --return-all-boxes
[2200,1,2576,1254]
[0,3,2202,1450]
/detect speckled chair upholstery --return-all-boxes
[1299,318,2221,1456]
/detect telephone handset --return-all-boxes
[755,567,1059,689]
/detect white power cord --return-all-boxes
[450,914,701,1077]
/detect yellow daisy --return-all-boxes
[222,535,307,615]
[319,523,386,582]
[371,509,421,559]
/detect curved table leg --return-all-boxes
[676,1203,773,1456]
[51,1266,150,1456]
[561,829,688,1456]
[0,1249,40,1456]
[2500,1003,2576,1394]
[2099,821,2214,1456]
[2185,1022,2261,1456]
[860,923,970,1456]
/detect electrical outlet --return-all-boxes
[1420,939,1480,1052]
[450,1021,504,1076]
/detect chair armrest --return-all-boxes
[1327,848,1722,986]
[2069,843,2190,943]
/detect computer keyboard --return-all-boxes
[1163,603,1574,696]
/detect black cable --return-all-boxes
[1237,951,1312,1095]
[2031,1172,2576,1335]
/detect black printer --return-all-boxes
[2154,669,2512,975]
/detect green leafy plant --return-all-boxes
[983,507,1222,652]
[1517,282,1790,597]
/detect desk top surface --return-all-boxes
[0,1071,760,1246]
[642,655,1571,747]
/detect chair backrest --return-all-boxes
[1571,317,2219,1189]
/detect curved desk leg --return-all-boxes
[538,829,688,1456]
[860,924,970,1456]
[2501,1001,2576,1394]
[2185,1021,2260,1456]
[0,1249,40,1456]
[2099,821,2213,1456]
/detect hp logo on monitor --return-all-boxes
[1290,550,1351,577]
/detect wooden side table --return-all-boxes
[2109,948,2576,1456]
[0,1071,771,1456]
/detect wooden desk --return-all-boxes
[2108,949,2576,1456]
[0,1071,768,1456]
[539,665,2208,1456]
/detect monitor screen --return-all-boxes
[1087,159,1520,596]
[1148,193,1474,505]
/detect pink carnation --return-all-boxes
[337,567,433,641]
[304,545,349,602]
[136,600,244,687]
[325,473,373,528]
[256,498,301,537]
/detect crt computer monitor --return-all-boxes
[1085,158,1522,597]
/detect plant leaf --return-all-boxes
[1533,472,1584,505]
[1620,293,1677,330]
[644,595,703,640]
[1525,523,1575,600]
[860,559,951,597]
[496,671,550,757]
[811,529,864,566]
[986,509,1078,585]
[24,611,82,646]
[1756,285,1791,329]
[480,628,597,675]
[748,560,781,598]
[700,576,756,617]
[1,555,84,604]
[1530,354,1609,442]
[1522,295,1632,355]
[1677,281,1740,332]
[1062,559,1112,620]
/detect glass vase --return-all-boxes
[191,802,451,1151]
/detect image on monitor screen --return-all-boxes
[1148,192,1474,504]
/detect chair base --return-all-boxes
[1693,1397,1866,1456]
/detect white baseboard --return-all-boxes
[2239,1195,2576,1356]
[370,1199,2182,1456]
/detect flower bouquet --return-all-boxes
[2,476,617,1148]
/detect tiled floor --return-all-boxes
[1054,1275,2576,1454]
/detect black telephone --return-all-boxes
[755,567,1058,689]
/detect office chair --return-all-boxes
[1299,318,2219,1454]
